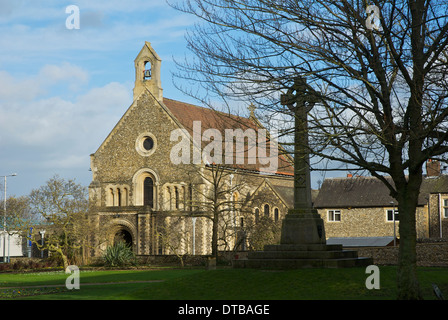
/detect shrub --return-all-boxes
[12,260,26,270]
[102,242,136,267]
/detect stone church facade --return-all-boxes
[88,42,295,257]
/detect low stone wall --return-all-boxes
[137,255,208,266]
[355,242,448,267]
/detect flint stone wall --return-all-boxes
[355,241,448,266]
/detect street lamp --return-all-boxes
[39,230,46,258]
[2,173,17,263]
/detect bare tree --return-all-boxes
[186,164,252,260]
[26,175,90,269]
[170,0,448,299]
[156,214,191,267]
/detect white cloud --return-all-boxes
[0,70,42,101]
[39,62,89,88]
[0,1,196,196]
[0,66,131,169]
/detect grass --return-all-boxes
[0,266,447,300]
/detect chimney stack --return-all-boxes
[426,159,441,177]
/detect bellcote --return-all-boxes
[133,41,163,101]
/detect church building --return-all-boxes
[88,42,295,257]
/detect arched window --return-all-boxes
[117,188,122,207]
[144,177,154,207]
[274,208,279,222]
[182,186,186,210]
[122,187,128,206]
[175,187,179,209]
[255,208,259,223]
[108,188,114,207]
[133,168,159,207]
[264,204,270,217]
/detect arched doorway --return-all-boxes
[114,229,133,247]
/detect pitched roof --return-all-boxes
[327,237,396,247]
[163,98,294,176]
[314,176,395,208]
[314,175,448,208]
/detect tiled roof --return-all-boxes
[163,98,294,176]
[314,175,448,208]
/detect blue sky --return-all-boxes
[0,0,198,197]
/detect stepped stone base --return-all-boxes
[232,244,373,269]
[233,210,373,269]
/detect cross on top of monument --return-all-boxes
[280,76,319,113]
[279,75,320,212]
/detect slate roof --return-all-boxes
[326,237,395,247]
[314,175,448,208]
[163,98,294,176]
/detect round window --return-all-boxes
[136,132,157,156]
[143,137,154,151]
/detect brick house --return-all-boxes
[314,160,448,242]
[88,42,295,257]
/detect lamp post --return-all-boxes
[39,230,46,258]
[2,173,17,263]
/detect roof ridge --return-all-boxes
[163,97,252,121]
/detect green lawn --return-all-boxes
[0,266,447,300]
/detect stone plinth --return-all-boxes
[280,209,326,245]
[233,243,372,269]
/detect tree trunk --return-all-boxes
[211,211,219,260]
[396,178,422,300]
[57,248,69,270]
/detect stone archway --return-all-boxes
[106,219,138,253]
[114,229,133,247]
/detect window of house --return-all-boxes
[328,210,341,222]
[443,199,448,218]
[386,209,399,222]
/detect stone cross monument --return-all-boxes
[232,76,373,268]
[279,76,326,245]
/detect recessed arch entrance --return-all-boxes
[114,229,133,247]
[105,219,137,252]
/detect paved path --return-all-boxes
[0,280,164,289]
